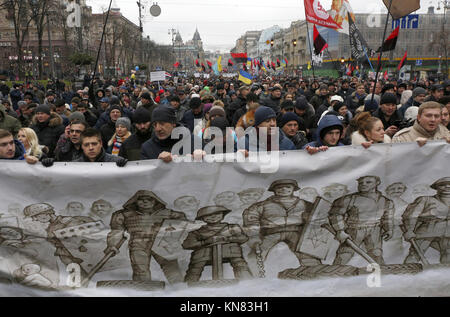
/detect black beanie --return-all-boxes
[35,104,51,115]
[133,107,151,124]
[280,112,301,128]
[152,105,177,124]
[380,93,397,105]
[109,105,123,115]
[295,97,308,111]
[332,101,346,113]
[189,97,202,109]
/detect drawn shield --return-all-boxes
[53,221,129,273]
[152,219,203,261]
[296,198,338,260]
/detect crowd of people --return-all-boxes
[0,75,449,165]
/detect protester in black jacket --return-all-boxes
[30,105,65,157]
[119,108,152,161]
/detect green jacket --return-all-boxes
[0,104,21,136]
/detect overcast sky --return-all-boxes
[86,0,442,52]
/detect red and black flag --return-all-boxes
[313,25,328,55]
[207,60,213,70]
[271,61,276,70]
[284,58,288,66]
[228,59,234,67]
[201,63,206,72]
[397,50,407,71]
[195,59,200,67]
[276,58,280,67]
[231,52,248,63]
[377,26,399,52]
[173,62,180,68]
[243,63,248,72]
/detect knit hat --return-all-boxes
[115,117,131,130]
[69,111,85,123]
[412,87,427,98]
[364,99,379,112]
[54,99,66,108]
[254,106,276,127]
[141,92,152,100]
[109,96,120,105]
[280,112,302,128]
[295,96,308,111]
[152,105,177,124]
[189,97,202,109]
[35,105,51,115]
[204,103,213,114]
[319,84,328,91]
[210,117,229,132]
[109,105,123,115]
[332,101,347,113]
[209,106,225,118]
[281,100,294,110]
[380,93,397,105]
[132,107,151,124]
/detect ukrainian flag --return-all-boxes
[261,61,267,72]
[247,57,252,69]
[239,70,252,85]
[217,56,223,72]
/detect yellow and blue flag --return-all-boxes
[261,61,267,72]
[247,57,252,69]
[239,70,252,85]
[217,56,223,72]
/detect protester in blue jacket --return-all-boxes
[302,114,344,155]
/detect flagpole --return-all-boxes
[305,21,316,80]
[370,0,393,105]
[364,47,375,72]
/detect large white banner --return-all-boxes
[0,142,449,296]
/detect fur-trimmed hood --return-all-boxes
[31,112,63,128]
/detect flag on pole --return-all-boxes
[173,62,180,68]
[397,51,407,71]
[313,25,328,55]
[377,26,399,52]
[247,58,252,69]
[384,71,389,80]
[330,0,356,35]
[228,59,234,67]
[231,53,248,63]
[261,60,267,72]
[348,13,373,61]
[207,61,213,70]
[239,70,253,85]
[243,64,248,72]
[212,62,220,76]
[165,72,172,78]
[201,63,206,72]
[383,0,420,20]
[304,0,342,30]
[276,59,281,67]
[284,58,288,66]
[217,56,223,72]
[195,59,200,67]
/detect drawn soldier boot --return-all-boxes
[229,258,253,280]
[130,248,152,281]
[333,246,355,265]
[158,259,184,284]
[403,239,432,264]
[367,248,385,265]
[184,261,208,283]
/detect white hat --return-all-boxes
[330,95,344,103]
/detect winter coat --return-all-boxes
[100,120,116,149]
[337,87,355,102]
[227,96,247,124]
[181,109,203,133]
[118,130,152,161]
[288,131,309,150]
[30,113,65,157]
[303,115,345,148]
[237,127,296,152]
[94,107,133,130]
[54,137,84,162]
[372,108,404,130]
[392,122,450,143]
[73,148,124,163]
[0,104,21,136]
[259,95,281,114]
[10,89,22,110]
[141,127,202,160]
[310,94,328,111]
[346,91,367,113]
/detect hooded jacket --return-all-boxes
[30,112,65,157]
[118,129,152,161]
[0,104,21,136]
[303,115,344,148]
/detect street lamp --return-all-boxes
[436,1,449,79]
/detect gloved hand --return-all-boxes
[41,158,55,168]
[116,158,128,167]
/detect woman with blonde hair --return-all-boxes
[351,112,391,148]
[17,128,46,164]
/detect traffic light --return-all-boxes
[270,39,274,47]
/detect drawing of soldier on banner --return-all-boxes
[402,177,450,264]
[299,187,319,204]
[64,201,85,216]
[385,182,409,239]
[182,206,252,285]
[173,196,201,219]
[23,203,99,280]
[237,188,265,210]
[412,184,436,200]
[103,190,187,284]
[243,179,321,277]
[88,199,114,223]
[322,183,350,203]
[214,191,241,224]
[329,176,394,265]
